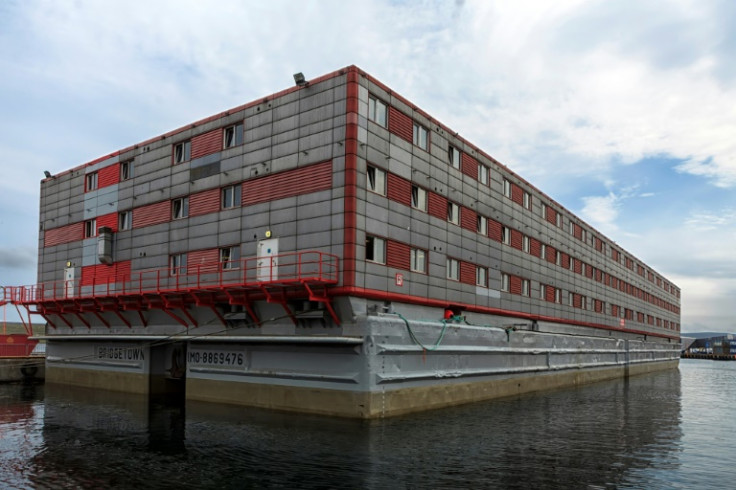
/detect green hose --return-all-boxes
[396,312,449,351]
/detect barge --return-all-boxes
[5,65,681,417]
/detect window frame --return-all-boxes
[446,257,460,281]
[172,197,189,220]
[85,172,98,192]
[220,246,240,270]
[501,226,510,245]
[523,191,532,210]
[410,248,427,273]
[120,160,132,181]
[477,215,487,235]
[223,122,243,149]
[368,95,388,127]
[173,140,191,164]
[448,145,461,169]
[170,253,187,276]
[365,235,386,264]
[476,266,488,287]
[522,235,530,253]
[411,185,427,211]
[447,202,460,225]
[478,163,489,186]
[501,273,509,292]
[503,179,511,198]
[84,218,97,238]
[118,211,131,231]
[367,165,386,196]
[413,122,429,150]
[522,279,530,297]
[221,184,242,209]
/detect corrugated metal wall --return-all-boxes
[242,161,332,206]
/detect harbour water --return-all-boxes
[1,359,734,489]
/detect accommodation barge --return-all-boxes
[6,66,681,417]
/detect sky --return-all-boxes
[0,0,734,333]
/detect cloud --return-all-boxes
[0,247,36,270]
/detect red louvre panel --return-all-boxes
[637,312,644,323]
[586,264,593,278]
[133,201,170,228]
[98,163,120,189]
[388,106,413,143]
[573,223,583,240]
[461,207,476,231]
[44,222,84,247]
[546,206,557,225]
[509,275,522,295]
[427,192,447,220]
[611,304,620,317]
[191,128,223,160]
[96,212,118,232]
[545,285,556,303]
[594,236,603,252]
[460,261,475,285]
[188,248,220,272]
[387,173,411,207]
[80,260,132,286]
[530,238,541,257]
[594,299,603,313]
[612,249,620,261]
[511,183,523,206]
[510,229,523,250]
[595,269,603,282]
[386,240,410,271]
[545,245,556,263]
[560,252,570,268]
[242,161,332,206]
[573,258,582,274]
[190,188,220,217]
[488,219,503,242]
[461,153,478,180]
[573,293,582,308]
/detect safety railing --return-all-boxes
[7,251,339,305]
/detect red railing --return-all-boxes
[7,251,339,305]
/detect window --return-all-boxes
[502,226,510,245]
[501,273,509,292]
[220,246,240,270]
[555,250,562,266]
[503,179,511,198]
[569,221,575,236]
[85,172,98,192]
[120,160,132,181]
[368,95,388,127]
[84,219,96,238]
[523,235,530,253]
[568,292,574,307]
[221,184,241,209]
[411,185,427,211]
[410,249,426,273]
[173,140,191,164]
[476,266,488,287]
[172,197,189,219]
[522,279,530,297]
[413,123,428,150]
[555,288,561,304]
[365,236,385,264]
[540,243,547,259]
[477,215,487,235]
[367,166,386,195]
[223,123,244,148]
[447,202,460,224]
[523,191,532,210]
[170,254,186,276]
[446,258,459,281]
[118,211,131,231]
[448,145,461,169]
[478,164,489,185]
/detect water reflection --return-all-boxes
[3,368,688,489]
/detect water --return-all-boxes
[1,359,735,489]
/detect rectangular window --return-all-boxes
[478,164,489,185]
[413,123,428,150]
[502,226,510,245]
[523,191,532,210]
[568,292,574,307]
[448,145,461,169]
[365,236,385,264]
[523,235,530,253]
[220,246,240,270]
[172,197,189,219]
[501,273,509,292]
[411,185,427,211]
[477,215,487,235]
[446,258,460,281]
[84,219,96,238]
[556,213,562,227]
[85,172,98,192]
[447,202,460,225]
[221,184,242,209]
[120,160,132,181]
[223,123,244,149]
[555,251,561,266]
[170,253,187,276]
[118,211,131,231]
[503,179,511,198]
[569,221,575,236]
[580,295,587,310]
[173,140,191,164]
[367,166,386,195]
[410,248,426,273]
[522,279,530,297]
[540,243,547,259]
[476,266,488,287]
[368,95,388,127]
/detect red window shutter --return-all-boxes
[188,249,220,272]
[388,106,413,143]
[386,240,410,271]
[573,293,582,308]
[387,173,411,207]
[428,192,447,220]
[573,258,582,274]
[510,229,522,250]
[511,183,523,206]
[98,164,120,189]
[545,285,556,303]
[461,207,476,231]
[191,128,223,160]
[96,212,118,232]
[546,207,557,225]
[461,153,478,180]
[242,161,332,206]
[80,260,131,286]
[594,299,603,313]
[560,252,570,267]
[530,238,541,257]
[488,219,503,242]
[585,263,593,278]
[545,245,556,263]
[509,275,522,295]
[460,261,475,285]
[133,201,170,228]
[189,188,220,217]
[44,222,84,247]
